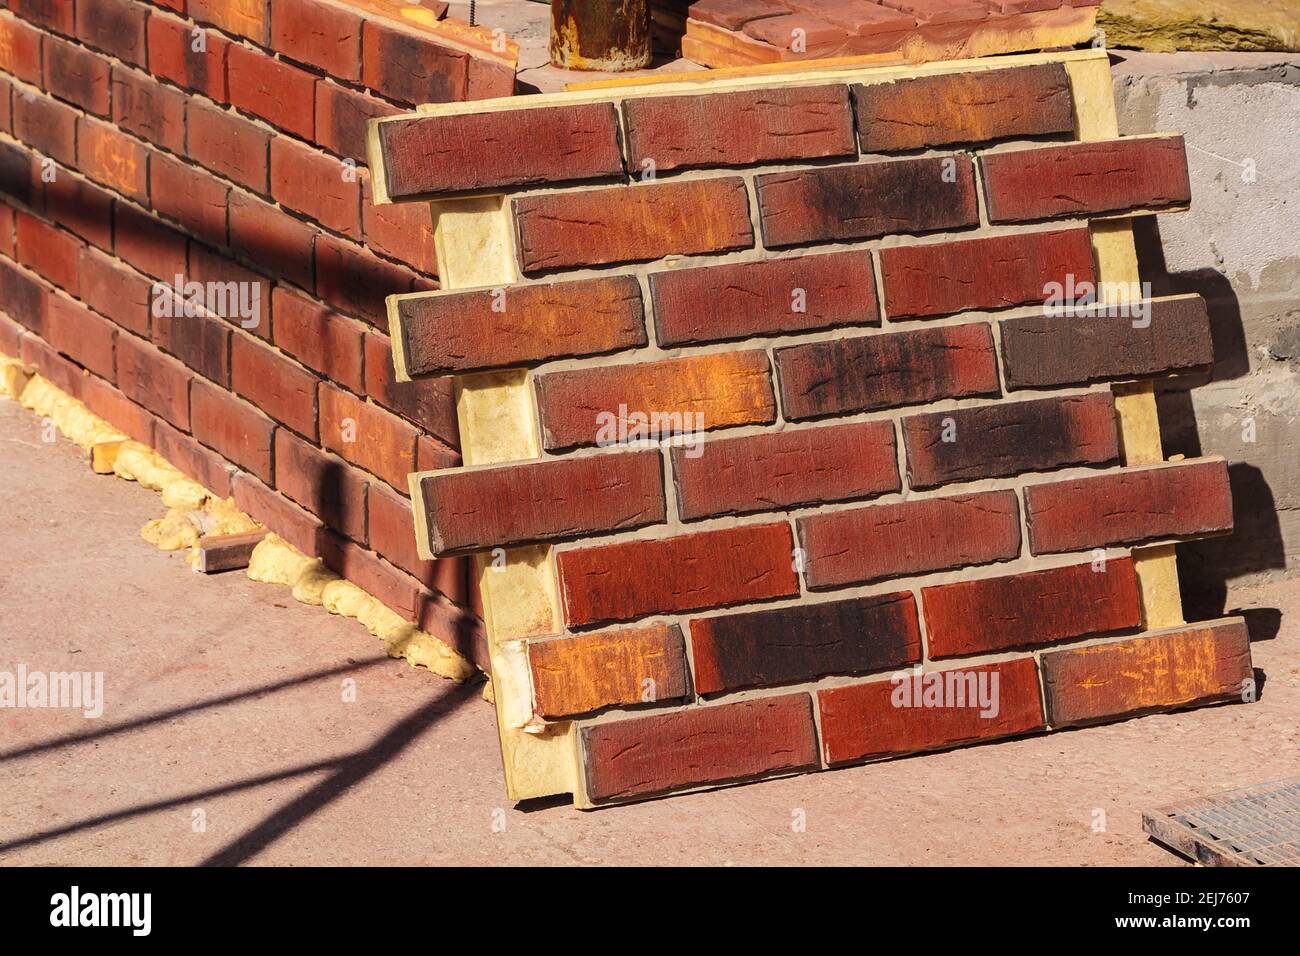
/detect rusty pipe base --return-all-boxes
[551,0,652,71]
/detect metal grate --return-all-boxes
[1143,778,1300,866]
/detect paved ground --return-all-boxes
[1,396,1296,866]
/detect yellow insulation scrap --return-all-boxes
[18,375,128,450]
[0,356,30,399]
[248,534,477,681]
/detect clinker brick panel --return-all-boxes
[528,625,690,719]
[901,392,1119,489]
[414,451,666,556]
[690,591,921,694]
[1000,294,1214,389]
[147,14,231,101]
[880,228,1096,319]
[319,383,418,490]
[535,351,776,451]
[777,322,999,421]
[922,557,1142,658]
[377,104,623,201]
[622,85,855,172]
[982,135,1192,223]
[558,522,799,627]
[115,334,191,430]
[818,658,1045,765]
[649,250,878,347]
[1040,620,1251,727]
[274,428,368,544]
[394,277,646,377]
[673,419,899,520]
[76,0,148,67]
[271,0,364,80]
[1025,458,1233,554]
[43,35,110,116]
[186,101,271,194]
[190,378,275,483]
[231,334,320,440]
[227,43,317,140]
[112,69,188,156]
[580,694,819,802]
[755,155,978,247]
[270,135,360,237]
[513,178,754,273]
[853,63,1073,152]
[799,490,1021,588]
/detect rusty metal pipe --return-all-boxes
[550,0,652,71]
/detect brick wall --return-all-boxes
[0,0,519,671]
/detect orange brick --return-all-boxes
[527,625,690,719]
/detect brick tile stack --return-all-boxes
[0,0,519,671]
[374,57,1253,805]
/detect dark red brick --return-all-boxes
[76,0,148,66]
[81,375,155,445]
[271,0,362,80]
[186,100,270,194]
[190,377,275,482]
[13,92,78,164]
[0,139,38,208]
[227,44,316,140]
[232,471,327,558]
[231,333,319,438]
[0,257,48,334]
[187,243,272,338]
[361,18,468,106]
[16,213,81,294]
[43,35,110,115]
[155,420,237,498]
[319,382,417,490]
[78,246,152,336]
[112,67,187,155]
[314,80,401,164]
[147,12,231,101]
[0,14,44,84]
[150,152,229,248]
[367,479,472,599]
[272,287,364,394]
[274,426,368,544]
[115,202,188,280]
[528,625,690,719]
[315,233,413,326]
[363,330,458,448]
[320,533,423,621]
[270,135,359,236]
[227,190,316,290]
[46,293,116,379]
[21,333,86,398]
[151,300,231,385]
[43,173,114,250]
[115,332,191,429]
[10,0,75,34]
[359,169,438,275]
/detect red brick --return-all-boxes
[363,330,459,448]
[514,178,753,274]
[923,557,1142,659]
[415,450,665,556]
[880,228,1096,320]
[115,202,188,280]
[78,247,152,336]
[535,350,776,451]
[881,0,987,23]
[777,322,998,421]
[190,377,274,482]
[272,287,364,393]
[982,136,1193,224]
[151,301,231,385]
[314,79,401,164]
[13,92,77,164]
[394,276,644,377]
[271,0,362,80]
[274,427,367,543]
[227,191,316,291]
[81,375,154,445]
[688,0,790,30]
[321,533,424,621]
[232,471,327,557]
[231,333,319,438]
[16,213,81,294]
[0,311,23,356]
[692,592,920,695]
[319,382,417,489]
[111,67,187,155]
[186,101,270,194]
[416,592,487,668]
[116,332,191,429]
[76,0,148,66]
[76,117,149,203]
[269,135,358,236]
[651,249,877,347]
[1026,458,1234,555]
[466,52,514,100]
[0,206,12,260]
[0,257,48,334]
[315,233,412,325]
[0,14,44,84]
[799,489,1021,589]
[818,657,1045,766]
[187,243,272,338]
[902,392,1119,489]
[189,0,269,44]
[11,0,77,33]
[150,152,229,248]
[367,480,473,599]
[147,12,230,101]
[360,171,438,275]
[43,173,114,250]
[1001,294,1215,390]
[0,76,12,134]
[625,85,853,173]
[46,293,115,379]
[417,433,459,473]
[21,332,86,398]
[0,140,38,208]
[43,35,110,116]
[581,694,818,803]
[227,44,316,140]
[742,14,845,53]
[674,419,898,520]
[361,18,468,106]
[528,626,690,719]
[559,521,798,627]
[853,63,1073,153]
[1040,619,1252,727]
[756,155,978,248]
[155,420,237,498]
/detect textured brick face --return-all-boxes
[271,0,363,79]
[528,625,689,719]
[799,490,1022,588]
[228,43,317,139]
[649,250,878,347]
[44,36,110,115]
[378,104,624,200]
[982,136,1192,223]
[581,694,819,802]
[673,419,899,520]
[1001,294,1214,390]
[1026,459,1234,555]
[818,658,1045,765]
[880,228,1096,319]
[513,178,754,273]
[691,592,921,694]
[922,557,1142,658]
[777,323,999,420]
[853,63,1074,152]
[622,85,855,172]
[558,522,799,627]
[319,383,417,490]
[414,451,666,555]
[755,155,978,247]
[535,351,776,451]
[190,379,275,483]
[395,277,646,377]
[902,392,1119,489]
[1040,620,1251,727]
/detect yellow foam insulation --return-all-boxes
[2,363,478,683]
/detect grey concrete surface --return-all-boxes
[1,397,1296,866]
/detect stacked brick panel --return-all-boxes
[0,0,520,670]
[374,53,1252,806]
